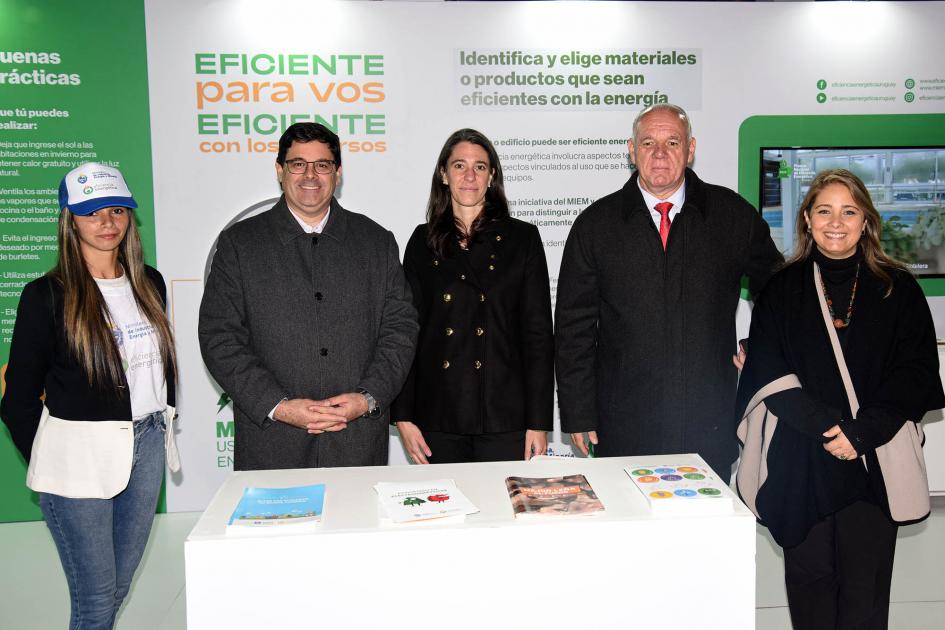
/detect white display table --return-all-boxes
[185,453,756,629]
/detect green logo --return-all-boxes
[904,92,915,103]
[905,78,915,89]
[816,79,827,90]
[816,93,827,104]
[778,160,793,179]
[402,497,426,507]
[217,392,231,413]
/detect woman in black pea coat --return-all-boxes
[391,129,554,464]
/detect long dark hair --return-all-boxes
[426,129,509,258]
[49,209,177,391]
[786,168,909,296]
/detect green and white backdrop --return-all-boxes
[1,0,944,521]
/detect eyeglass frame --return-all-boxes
[283,159,337,175]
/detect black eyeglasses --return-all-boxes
[284,159,337,174]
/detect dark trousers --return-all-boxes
[424,430,526,464]
[783,499,898,630]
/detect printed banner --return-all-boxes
[2,1,944,521]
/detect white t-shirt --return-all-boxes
[95,274,166,419]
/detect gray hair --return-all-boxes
[632,103,692,143]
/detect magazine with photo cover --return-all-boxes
[505,474,604,518]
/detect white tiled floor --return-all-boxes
[1,499,942,629]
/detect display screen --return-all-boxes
[760,147,945,277]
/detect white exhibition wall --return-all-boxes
[143,1,945,511]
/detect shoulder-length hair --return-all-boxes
[49,209,177,391]
[786,168,910,296]
[426,128,510,258]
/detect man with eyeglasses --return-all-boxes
[199,122,418,470]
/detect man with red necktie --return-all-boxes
[555,103,782,481]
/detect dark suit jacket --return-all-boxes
[555,169,782,479]
[1,266,176,462]
[198,197,418,470]
[392,217,554,434]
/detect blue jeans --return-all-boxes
[39,411,166,630]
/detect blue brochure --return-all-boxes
[228,484,326,527]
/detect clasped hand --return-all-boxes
[822,424,858,461]
[275,393,370,434]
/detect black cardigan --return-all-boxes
[735,254,944,547]
[392,217,554,434]
[1,266,176,462]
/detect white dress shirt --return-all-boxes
[638,180,686,230]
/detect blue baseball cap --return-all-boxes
[58,162,138,216]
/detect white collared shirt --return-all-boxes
[638,180,686,231]
[288,207,331,234]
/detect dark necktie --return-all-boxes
[655,201,673,250]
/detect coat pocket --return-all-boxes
[26,407,134,499]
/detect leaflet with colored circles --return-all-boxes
[625,465,734,515]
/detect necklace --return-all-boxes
[819,263,860,329]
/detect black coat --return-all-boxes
[392,217,554,434]
[555,169,782,478]
[1,266,176,462]
[735,256,945,546]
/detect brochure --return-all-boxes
[227,483,326,530]
[625,465,733,515]
[505,474,604,518]
[375,479,479,524]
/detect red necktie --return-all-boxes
[655,201,673,250]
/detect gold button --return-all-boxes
[446,327,454,336]
[443,293,452,303]
[490,254,496,259]
[488,265,495,271]
[475,327,484,336]
[474,360,482,369]
[479,293,486,302]
[495,235,502,241]
[433,260,439,266]
[460,274,466,280]
[442,360,450,369]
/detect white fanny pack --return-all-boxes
[26,406,181,499]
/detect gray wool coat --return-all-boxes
[198,196,418,470]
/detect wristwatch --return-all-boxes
[356,388,380,417]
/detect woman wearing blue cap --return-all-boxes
[0,162,178,630]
